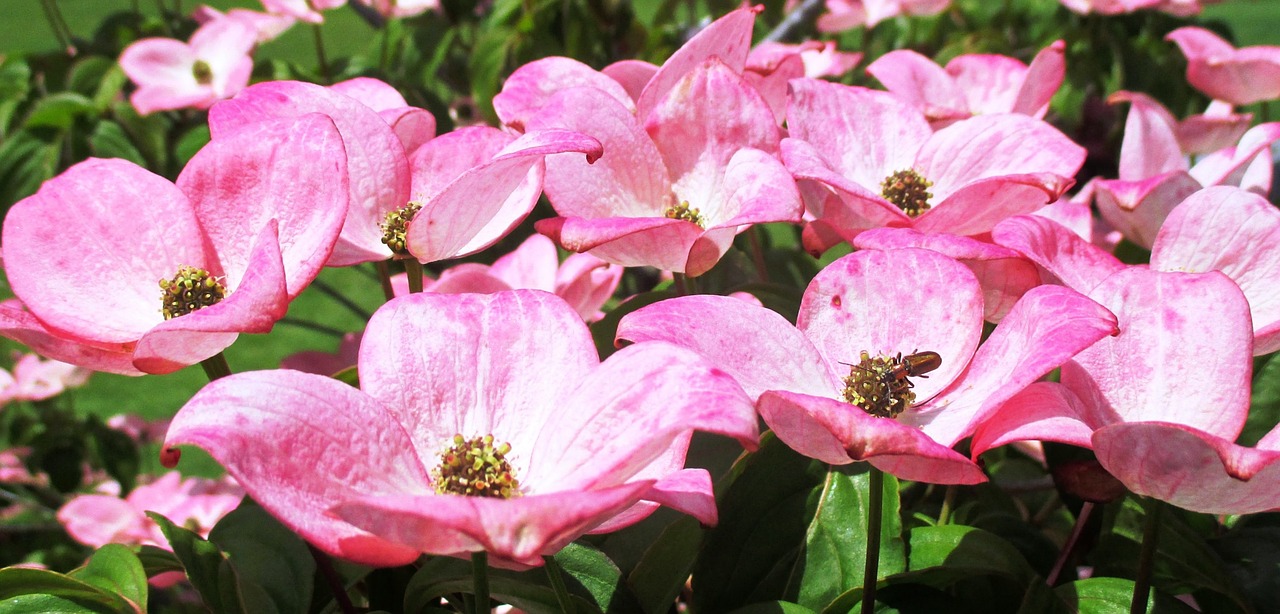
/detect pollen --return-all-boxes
[880,169,933,217]
[381,202,423,256]
[842,350,916,418]
[664,201,706,228]
[159,265,226,320]
[432,434,522,499]
[192,60,214,85]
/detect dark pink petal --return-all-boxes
[602,59,658,102]
[132,224,289,374]
[332,482,653,567]
[531,341,758,491]
[494,57,635,129]
[634,6,757,118]
[1063,269,1252,440]
[180,114,348,295]
[758,391,988,484]
[407,126,513,203]
[1167,27,1280,105]
[4,158,205,344]
[554,253,621,321]
[537,216,703,273]
[1093,172,1202,249]
[866,50,968,120]
[1109,91,1186,181]
[798,249,984,403]
[1094,423,1280,514]
[991,215,1125,293]
[646,60,780,223]
[969,382,1096,458]
[915,173,1076,237]
[208,81,406,267]
[906,285,1118,446]
[617,294,836,400]
[1011,41,1065,117]
[1152,186,1280,354]
[59,495,146,547]
[0,302,140,376]
[406,129,602,262]
[163,370,427,566]
[786,80,931,191]
[636,468,715,526]
[358,291,597,465]
[381,108,436,156]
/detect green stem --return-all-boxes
[278,317,347,338]
[1046,501,1094,586]
[1130,499,1162,614]
[472,551,490,614]
[311,278,373,319]
[375,260,397,302]
[312,24,331,83]
[748,227,770,283]
[543,555,574,612]
[673,273,689,296]
[405,260,425,294]
[309,544,357,614]
[38,0,74,55]
[936,484,956,525]
[861,467,884,614]
[199,353,232,382]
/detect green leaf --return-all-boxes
[627,516,702,614]
[1054,578,1198,614]
[552,543,639,612]
[1242,352,1280,446]
[468,27,517,125]
[0,130,59,207]
[110,102,170,172]
[68,545,147,612]
[791,466,904,611]
[690,433,827,612]
[23,92,96,130]
[86,416,140,494]
[332,366,359,387]
[728,601,817,614]
[208,499,316,614]
[404,557,596,614]
[174,123,212,169]
[905,524,1040,586]
[1208,524,1280,612]
[150,512,241,613]
[135,545,184,578]
[0,57,32,133]
[0,567,137,613]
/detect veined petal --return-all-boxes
[866,50,968,119]
[915,172,1075,237]
[780,137,909,237]
[163,370,428,566]
[536,216,704,273]
[1011,41,1065,117]
[969,382,1097,458]
[407,126,514,203]
[1109,91,1186,181]
[1168,26,1280,105]
[634,6,757,118]
[945,53,1028,116]
[710,148,802,228]
[991,214,1125,294]
[489,234,559,293]
[494,57,636,129]
[1093,172,1202,249]
[0,301,141,376]
[758,390,988,485]
[617,294,837,400]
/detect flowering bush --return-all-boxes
[1,0,1278,612]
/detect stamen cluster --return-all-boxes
[381,202,423,256]
[842,350,916,418]
[159,265,226,320]
[881,169,933,216]
[664,201,706,227]
[191,60,214,85]
[432,434,521,498]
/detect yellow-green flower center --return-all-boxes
[841,350,941,418]
[159,266,226,320]
[381,202,422,256]
[664,201,705,228]
[432,434,522,498]
[192,60,214,85]
[880,169,933,216]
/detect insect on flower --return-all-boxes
[841,350,942,418]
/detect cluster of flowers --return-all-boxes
[6,1,1280,574]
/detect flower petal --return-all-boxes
[866,50,967,120]
[1092,172,1202,250]
[634,6,757,119]
[969,382,1096,458]
[991,214,1125,294]
[0,301,141,376]
[494,57,636,129]
[536,216,703,273]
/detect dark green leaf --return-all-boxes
[0,567,136,613]
[404,557,597,614]
[1054,577,1198,614]
[627,516,702,614]
[1242,352,1280,446]
[148,512,247,614]
[69,545,147,612]
[1209,524,1280,612]
[728,601,817,614]
[553,543,639,612]
[86,417,140,494]
[209,499,316,614]
[0,130,60,207]
[135,545,184,578]
[0,57,32,133]
[23,92,96,130]
[905,524,1039,586]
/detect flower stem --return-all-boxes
[861,466,884,614]
[673,273,689,296]
[199,353,232,382]
[405,260,426,293]
[1047,501,1094,586]
[308,544,357,614]
[38,0,75,55]
[1130,499,1162,614]
[311,278,373,319]
[543,555,574,612]
[312,24,331,83]
[748,227,770,283]
[936,484,956,525]
[472,551,490,614]
[376,260,397,302]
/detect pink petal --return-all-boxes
[991,214,1125,293]
[118,39,211,113]
[915,173,1077,237]
[59,496,147,548]
[635,468,716,526]
[969,382,1096,458]
[1177,103,1252,155]
[906,284,1118,446]
[634,6,757,119]
[798,248,984,403]
[711,148,803,229]
[424,266,513,295]
[381,108,436,156]
[1011,40,1065,117]
[780,138,909,241]
[406,129,602,262]
[1094,422,1280,514]
[758,390,988,484]
[866,50,968,120]
[208,81,407,267]
[554,254,622,321]
[1062,268,1252,440]
[1167,27,1280,105]
[536,216,703,273]
[331,482,654,567]
[602,59,659,103]
[1187,122,1280,188]
[489,234,559,292]
[357,291,597,466]
[328,77,408,110]
[1109,91,1186,181]
[1093,172,1202,249]
[744,52,805,125]
[616,294,836,400]
[0,302,140,376]
[945,53,1028,116]
[3,158,204,344]
[1151,186,1280,354]
[407,126,514,202]
[163,370,428,566]
[494,57,636,129]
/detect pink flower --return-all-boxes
[193,4,296,42]
[280,331,362,376]
[118,16,257,114]
[259,0,346,23]
[1167,26,1280,105]
[162,290,758,567]
[59,472,243,549]
[866,41,1065,128]
[0,115,349,374]
[527,60,802,276]
[746,41,862,124]
[0,448,45,486]
[816,0,951,32]
[328,77,437,156]
[0,353,90,403]
[617,248,1116,484]
[1093,92,1279,248]
[783,79,1085,255]
[395,234,622,321]
[352,0,439,18]
[1058,0,1220,15]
